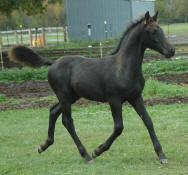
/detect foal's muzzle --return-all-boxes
[165,47,175,58]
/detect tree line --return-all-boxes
[0,0,65,30]
[155,0,188,23]
[0,0,187,30]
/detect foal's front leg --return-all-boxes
[92,98,124,158]
[129,95,168,164]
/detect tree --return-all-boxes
[155,0,168,23]
[0,1,66,30]
[0,0,62,16]
[176,0,188,22]
[155,0,188,23]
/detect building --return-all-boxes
[65,0,155,41]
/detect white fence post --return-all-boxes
[29,29,33,46]
[14,30,19,45]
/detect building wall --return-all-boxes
[65,0,155,41]
[131,0,155,20]
[65,0,132,41]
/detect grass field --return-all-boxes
[0,104,188,175]
[161,23,188,37]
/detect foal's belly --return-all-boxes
[72,83,107,102]
[71,76,107,102]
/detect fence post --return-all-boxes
[14,30,19,45]
[29,28,33,46]
[0,32,2,48]
[35,27,38,47]
[0,48,3,70]
[100,42,103,58]
[41,27,46,46]
[0,33,3,70]
[20,25,23,44]
[63,27,67,42]
[6,29,9,47]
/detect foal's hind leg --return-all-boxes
[129,95,168,164]
[92,98,124,158]
[60,102,93,163]
[38,103,61,153]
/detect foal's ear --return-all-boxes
[144,11,150,25]
[153,11,159,22]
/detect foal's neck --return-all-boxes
[118,24,146,74]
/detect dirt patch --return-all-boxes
[154,73,188,86]
[0,73,188,111]
[0,81,53,99]
[144,96,188,106]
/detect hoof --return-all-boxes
[92,151,97,159]
[38,145,43,154]
[160,158,168,164]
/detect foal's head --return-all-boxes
[143,11,175,58]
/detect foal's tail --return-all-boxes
[9,45,54,68]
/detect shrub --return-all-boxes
[0,67,48,82]
[143,59,188,75]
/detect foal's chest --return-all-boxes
[117,77,145,100]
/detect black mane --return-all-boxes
[111,17,145,55]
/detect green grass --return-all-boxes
[0,94,19,106]
[161,23,188,37]
[0,104,188,175]
[0,67,49,82]
[143,78,188,99]
[143,59,188,75]
[0,94,8,103]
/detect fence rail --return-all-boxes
[0,27,68,48]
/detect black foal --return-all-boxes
[9,11,175,164]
